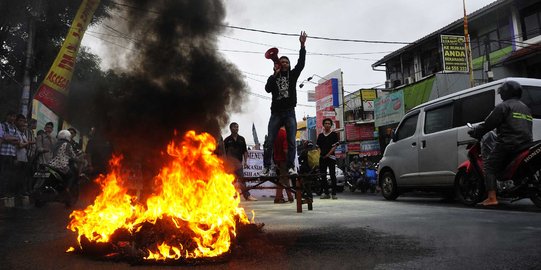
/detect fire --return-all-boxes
[67,131,251,260]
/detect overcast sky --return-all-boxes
[83,0,497,145]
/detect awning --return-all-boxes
[501,44,541,65]
[403,76,436,111]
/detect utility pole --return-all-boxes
[20,1,43,117]
[20,21,35,117]
[463,0,474,87]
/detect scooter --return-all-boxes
[32,164,80,208]
[455,123,541,207]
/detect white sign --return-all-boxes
[244,150,264,178]
[363,100,375,111]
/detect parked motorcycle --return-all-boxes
[32,164,80,208]
[346,166,378,193]
[455,123,541,207]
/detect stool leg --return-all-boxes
[296,177,302,213]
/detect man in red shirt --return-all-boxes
[273,126,294,203]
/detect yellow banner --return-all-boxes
[34,0,100,115]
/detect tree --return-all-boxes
[0,0,114,117]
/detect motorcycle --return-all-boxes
[346,165,378,193]
[32,164,81,208]
[455,123,541,207]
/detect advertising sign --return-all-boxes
[347,142,361,153]
[441,34,469,72]
[361,89,377,101]
[374,91,405,127]
[345,124,361,141]
[316,79,338,133]
[363,100,375,111]
[360,140,381,156]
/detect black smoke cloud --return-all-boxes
[68,0,247,165]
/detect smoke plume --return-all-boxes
[68,0,247,167]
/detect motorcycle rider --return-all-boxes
[468,80,533,206]
[349,155,363,181]
[47,130,84,190]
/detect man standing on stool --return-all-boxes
[317,118,339,199]
[260,31,307,177]
[224,122,257,201]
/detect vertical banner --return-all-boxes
[315,79,338,133]
[34,0,101,116]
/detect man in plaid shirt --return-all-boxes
[0,111,20,198]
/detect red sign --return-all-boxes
[347,143,361,152]
[315,79,337,134]
[359,124,375,140]
[345,124,361,141]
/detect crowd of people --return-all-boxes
[0,112,112,207]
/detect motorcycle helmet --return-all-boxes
[57,129,72,141]
[497,80,522,100]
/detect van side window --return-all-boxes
[455,90,495,126]
[424,103,453,134]
[395,113,419,141]
[521,86,541,119]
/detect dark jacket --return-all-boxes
[472,98,533,150]
[265,47,306,113]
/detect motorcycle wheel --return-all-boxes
[381,171,399,200]
[528,168,541,208]
[454,169,484,206]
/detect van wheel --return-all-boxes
[454,169,484,206]
[381,171,399,200]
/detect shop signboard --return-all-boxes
[441,34,469,72]
[374,90,405,127]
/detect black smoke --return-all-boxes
[67,0,247,168]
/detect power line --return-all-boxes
[224,25,413,45]
[108,2,412,45]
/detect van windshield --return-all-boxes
[522,86,541,119]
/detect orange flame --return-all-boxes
[67,131,250,260]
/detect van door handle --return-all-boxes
[422,140,426,148]
[411,142,417,147]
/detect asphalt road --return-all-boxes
[1,188,541,270]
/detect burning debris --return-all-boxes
[67,131,261,264]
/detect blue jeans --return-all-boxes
[263,109,297,169]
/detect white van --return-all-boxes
[378,77,541,200]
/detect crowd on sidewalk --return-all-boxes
[0,111,112,207]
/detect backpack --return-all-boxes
[307,148,320,169]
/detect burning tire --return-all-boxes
[454,169,484,206]
[381,171,398,200]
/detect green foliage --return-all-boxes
[0,0,114,117]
